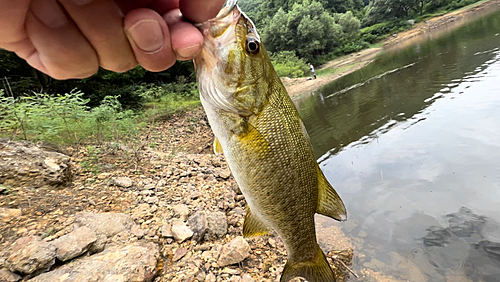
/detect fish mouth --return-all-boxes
[193,0,243,77]
[208,0,238,24]
[193,0,260,115]
[194,0,242,40]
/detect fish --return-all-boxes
[193,1,347,281]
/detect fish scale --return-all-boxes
[194,1,347,281]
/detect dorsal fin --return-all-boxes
[316,166,347,221]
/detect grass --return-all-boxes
[316,64,360,77]
[369,42,385,48]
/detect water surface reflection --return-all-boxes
[297,10,500,281]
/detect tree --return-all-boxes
[338,11,362,40]
[364,0,417,25]
[262,0,348,61]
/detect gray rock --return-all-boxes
[171,219,193,243]
[205,273,216,282]
[173,248,188,262]
[88,234,107,254]
[0,208,22,221]
[0,140,71,188]
[161,224,173,238]
[214,168,231,179]
[112,176,133,188]
[132,203,152,220]
[188,212,208,242]
[107,142,131,152]
[218,236,250,267]
[145,196,159,205]
[131,225,146,239]
[242,274,255,282]
[74,212,134,238]
[173,204,190,221]
[6,236,56,275]
[206,211,228,239]
[190,191,201,199]
[51,226,97,261]
[0,269,21,282]
[28,242,159,282]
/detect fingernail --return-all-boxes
[176,45,201,60]
[127,20,164,53]
[71,0,93,5]
[30,0,68,28]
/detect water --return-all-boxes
[297,10,500,281]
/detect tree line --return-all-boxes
[0,0,483,105]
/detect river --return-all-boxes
[297,10,500,281]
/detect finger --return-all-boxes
[114,0,154,14]
[124,8,175,72]
[148,0,178,15]
[26,0,99,79]
[0,0,30,45]
[163,9,203,61]
[179,0,226,23]
[59,0,137,72]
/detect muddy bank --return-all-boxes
[283,0,500,97]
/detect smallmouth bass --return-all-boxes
[194,1,347,281]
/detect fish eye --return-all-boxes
[245,37,260,54]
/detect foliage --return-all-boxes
[261,0,361,62]
[0,90,143,145]
[80,146,101,175]
[363,0,483,25]
[138,78,200,118]
[338,11,362,39]
[361,20,408,43]
[0,0,485,102]
[269,51,310,78]
[0,48,197,109]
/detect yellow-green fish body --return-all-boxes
[194,2,346,281]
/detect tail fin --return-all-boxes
[280,246,336,282]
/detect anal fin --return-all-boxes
[316,166,347,221]
[280,245,336,282]
[243,209,271,237]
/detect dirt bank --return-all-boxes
[283,0,500,97]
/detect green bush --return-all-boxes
[0,90,143,145]
[339,40,370,54]
[138,78,200,117]
[269,51,310,78]
[360,20,407,43]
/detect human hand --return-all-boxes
[0,0,226,80]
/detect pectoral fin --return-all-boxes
[233,118,270,159]
[243,209,271,237]
[213,137,223,155]
[316,166,347,221]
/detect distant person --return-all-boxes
[309,64,316,79]
[0,0,226,80]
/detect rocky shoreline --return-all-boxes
[0,108,361,282]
